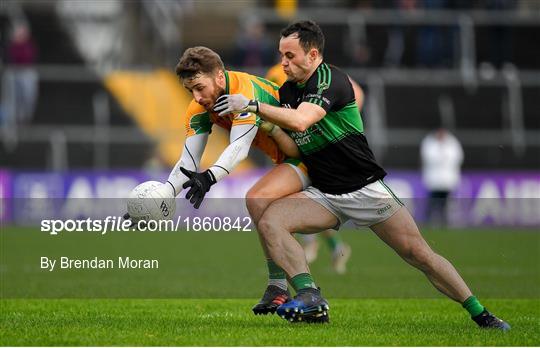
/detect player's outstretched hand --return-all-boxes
[180,167,217,209]
[214,94,259,116]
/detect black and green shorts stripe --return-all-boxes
[378,179,404,206]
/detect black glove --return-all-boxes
[122,213,146,229]
[123,213,135,227]
[181,167,217,209]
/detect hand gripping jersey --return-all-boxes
[184,70,286,164]
[279,63,387,194]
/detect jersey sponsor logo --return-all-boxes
[290,124,324,145]
[305,93,321,100]
[305,93,330,106]
[294,135,312,146]
[291,129,312,146]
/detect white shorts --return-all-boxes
[303,179,404,228]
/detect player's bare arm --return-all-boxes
[259,101,325,132]
[264,125,301,158]
[214,94,325,133]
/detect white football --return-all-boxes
[126,181,176,223]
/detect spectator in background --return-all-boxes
[2,23,39,125]
[416,0,456,68]
[384,0,417,67]
[485,0,516,69]
[420,128,464,226]
[232,17,274,68]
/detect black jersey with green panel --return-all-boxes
[279,63,386,194]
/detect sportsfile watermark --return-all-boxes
[41,215,253,235]
[3,197,539,299]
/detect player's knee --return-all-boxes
[246,185,277,201]
[246,188,275,218]
[245,197,268,222]
[257,214,270,231]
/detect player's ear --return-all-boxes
[215,69,226,88]
[308,48,319,63]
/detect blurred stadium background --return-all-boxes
[1,0,539,227]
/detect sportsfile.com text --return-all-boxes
[40,216,253,235]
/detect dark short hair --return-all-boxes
[280,20,325,55]
[175,46,225,80]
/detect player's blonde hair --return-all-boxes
[175,46,225,80]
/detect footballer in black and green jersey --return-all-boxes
[279,62,386,194]
[214,20,511,330]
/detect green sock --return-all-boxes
[267,259,287,290]
[462,295,485,317]
[290,273,317,292]
[324,232,341,252]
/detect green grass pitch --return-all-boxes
[1,227,539,346]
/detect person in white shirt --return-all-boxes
[420,128,464,225]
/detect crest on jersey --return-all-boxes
[317,82,329,95]
[235,112,251,120]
